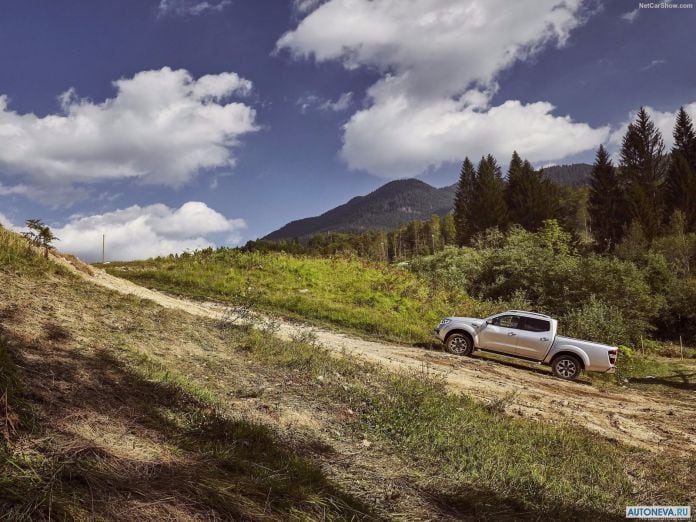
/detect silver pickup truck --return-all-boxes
[433,310,617,380]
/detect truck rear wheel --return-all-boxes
[551,354,582,380]
[445,332,473,356]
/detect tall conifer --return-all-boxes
[589,145,625,250]
[453,157,476,245]
[618,107,667,242]
[506,152,559,231]
[667,107,696,230]
[467,155,508,235]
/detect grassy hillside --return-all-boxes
[3,226,695,518]
[104,249,499,344]
[105,223,696,353]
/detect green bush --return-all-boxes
[657,277,696,344]
[410,221,658,343]
[560,297,632,346]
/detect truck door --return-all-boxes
[514,317,553,360]
[478,314,522,355]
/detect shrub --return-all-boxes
[410,222,658,341]
[657,277,696,344]
[560,297,633,346]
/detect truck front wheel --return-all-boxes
[551,354,582,380]
[445,332,473,356]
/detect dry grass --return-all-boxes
[53,251,94,276]
[0,244,377,520]
[1,228,693,520]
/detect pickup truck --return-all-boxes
[433,310,617,380]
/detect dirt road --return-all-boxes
[63,257,696,455]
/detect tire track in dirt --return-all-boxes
[61,257,696,455]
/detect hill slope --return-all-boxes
[543,163,593,187]
[2,226,694,518]
[264,179,455,239]
[265,165,592,240]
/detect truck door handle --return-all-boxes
[540,337,549,341]
[508,332,516,336]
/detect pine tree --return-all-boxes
[505,151,524,224]
[453,157,476,245]
[618,107,667,242]
[505,152,559,231]
[666,107,696,231]
[467,155,508,236]
[589,145,625,250]
[673,106,696,169]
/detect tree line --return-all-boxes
[248,106,695,261]
[246,165,587,261]
[452,152,569,245]
[452,107,696,250]
[244,213,458,261]
[589,107,696,250]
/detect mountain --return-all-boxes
[264,179,455,239]
[542,163,593,187]
[264,164,592,240]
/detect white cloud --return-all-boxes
[278,0,608,178]
[343,97,609,177]
[278,0,592,99]
[621,8,639,23]
[53,201,246,262]
[321,92,353,112]
[297,91,353,113]
[158,0,231,16]
[0,211,18,230]
[0,67,257,201]
[292,0,325,14]
[297,93,321,113]
[0,183,29,196]
[608,102,696,152]
[640,59,666,71]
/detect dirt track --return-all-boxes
[62,257,696,455]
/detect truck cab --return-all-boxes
[433,310,617,380]
[478,311,556,360]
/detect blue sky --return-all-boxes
[0,0,694,261]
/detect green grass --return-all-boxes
[0,225,66,277]
[226,324,695,519]
[103,250,507,344]
[606,346,696,391]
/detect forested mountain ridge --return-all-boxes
[264,178,456,239]
[264,164,590,239]
[543,163,593,187]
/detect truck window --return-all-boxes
[491,315,521,328]
[520,317,551,332]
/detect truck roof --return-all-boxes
[505,310,553,319]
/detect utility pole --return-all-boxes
[102,234,105,264]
